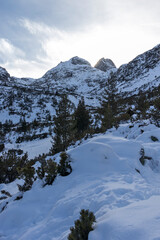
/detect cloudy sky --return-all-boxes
[0,0,160,78]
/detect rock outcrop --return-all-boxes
[94,58,116,72]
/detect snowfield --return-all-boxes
[0,122,160,240]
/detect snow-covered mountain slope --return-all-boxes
[0,44,159,146]
[0,56,114,130]
[0,122,160,240]
[1,45,159,95]
[116,44,160,94]
[34,56,113,107]
[0,44,159,102]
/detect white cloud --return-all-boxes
[0,38,48,78]
[0,39,25,61]
[20,18,160,71]
[4,59,49,79]
[20,18,54,37]
[1,0,160,79]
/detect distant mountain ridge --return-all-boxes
[0,44,159,94]
[0,44,159,125]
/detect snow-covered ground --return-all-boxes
[5,137,52,159]
[0,122,160,240]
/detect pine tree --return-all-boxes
[68,209,96,240]
[101,103,114,131]
[58,152,72,176]
[19,116,27,132]
[102,73,118,113]
[8,91,14,107]
[152,97,160,126]
[136,91,149,118]
[43,159,57,186]
[51,95,73,154]
[101,73,118,130]
[36,157,58,186]
[74,97,90,136]
[36,158,46,180]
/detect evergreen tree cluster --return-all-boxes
[0,149,72,193]
[100,75,160,130]
[37,152,72,186]
[51,95,91,154]
[52,82,160,153]
[0,150,29,184]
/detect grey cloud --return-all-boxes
[0,0,160,78]
[0,0,109,31]
[0,0,109,65]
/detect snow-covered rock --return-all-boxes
[116,44,160,93]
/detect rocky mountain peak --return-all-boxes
[70,56,91,66]
[0,66,10,81]
[94,58,116,72]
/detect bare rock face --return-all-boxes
[71,56,91,66]
[0,66,10,81]
[94,58,116,72]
